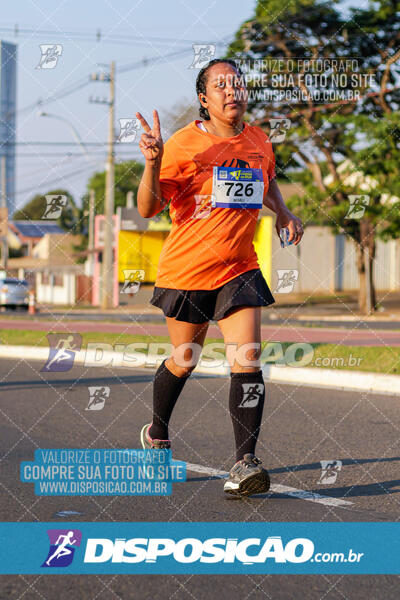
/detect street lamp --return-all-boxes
[38,111,92,162]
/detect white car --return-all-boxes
[0,278,30,310]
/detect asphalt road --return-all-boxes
[1,359,399,598]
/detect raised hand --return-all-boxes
[136,110,163,164]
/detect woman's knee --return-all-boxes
[168,341,203,375]
[166,356,197,378]
[226,341,261,370]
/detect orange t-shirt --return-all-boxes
[155,119,276,290]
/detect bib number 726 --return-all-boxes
[212,166,264,209]
[224,182,254,198]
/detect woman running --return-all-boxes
[136,58,303,496]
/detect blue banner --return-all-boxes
[0,522,399,574]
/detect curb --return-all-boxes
[0,345,399,396]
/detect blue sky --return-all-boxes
[4,0,363,210]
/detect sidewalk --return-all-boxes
[1,344,398,396]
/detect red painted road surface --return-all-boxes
[1,318,400,346]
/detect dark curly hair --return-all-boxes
[195,58,243,121]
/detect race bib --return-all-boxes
[212,166,264,209]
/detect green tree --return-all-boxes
[228,0,400,313]
[85,160,144,215]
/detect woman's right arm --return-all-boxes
[137,160,167,218]
[136,110,167,218]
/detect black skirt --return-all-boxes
[150,268,275,323]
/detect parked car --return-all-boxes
[0,278,30,310]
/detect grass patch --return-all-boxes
[0,330,172,347]
[308,344,400,375]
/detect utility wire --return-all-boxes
[15,164,101,196]
[1,25,226,46]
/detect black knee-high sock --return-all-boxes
[229,370,265,461]
[149,359,190,440]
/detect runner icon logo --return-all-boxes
[239,383,264,408]
[274,270,299,294]
[192,195,213,219]
[121,270,145,294]
[117,118,141,143]
[42,529,82,568]
[189,44,216,69]
[36,44,63,69]
[345,195,370,220]
[41,334,82,373]
[86,386,110,411]
[318,460,342,485]
[269,118,291,143]
[42,195,68,220]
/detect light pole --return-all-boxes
[38,111,92,162]
[89,62,115,309]
[102,60,115,309]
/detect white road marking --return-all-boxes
[269,484,352,507]
[185,462,353,508]
[185,462,228,478]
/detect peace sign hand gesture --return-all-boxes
[136,110,163,165]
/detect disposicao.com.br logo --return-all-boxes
[34,526,367,574]
[83,536,363,565]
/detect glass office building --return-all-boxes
[0,41,17,217]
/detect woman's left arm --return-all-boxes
[263,179,304,246]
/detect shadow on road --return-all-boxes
[187,457,400,500]
[0,374,155,391]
